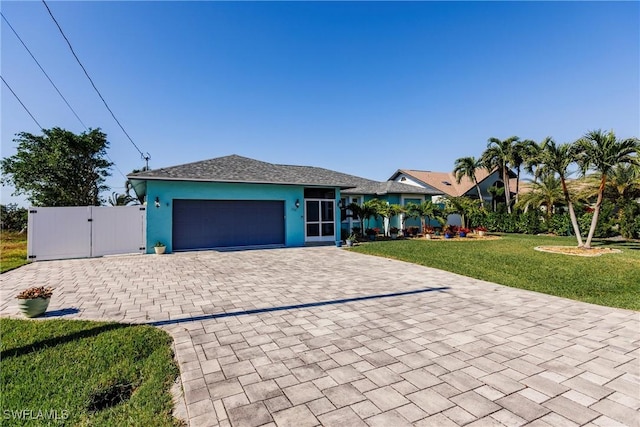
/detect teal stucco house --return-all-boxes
[128,155,437,253]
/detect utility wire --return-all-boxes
[41,0,150,165]
[1,76,43,129]
[2,12,128,182]
[2,12,87,129]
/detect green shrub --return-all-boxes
[619,201,640,239]
[517,210,543,234]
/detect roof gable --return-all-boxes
[392,168,502,197]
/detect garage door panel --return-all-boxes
[173,200,284,250]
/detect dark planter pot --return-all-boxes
[18,297,50,318]
[459,232,467,238]
[444,233,454,239]
[368,235,376,241]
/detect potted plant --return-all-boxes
[459,227,471,238]
[389,226,399,239]
[154,241,166,254]
[408,226,419,237]
[475,226,487,237]
[423,226,435,239]
[444,225,457,239]
[365,228,380,241]
[17,286,53,318]
[345,233,357,247]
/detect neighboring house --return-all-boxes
[389,168,517,226]
[341,181,441,234]
[127,154,436,253]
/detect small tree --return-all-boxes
[1,128,112,206]
[575,130,639,248]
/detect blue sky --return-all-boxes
[2,1,638,206]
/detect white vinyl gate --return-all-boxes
[27,206,146,261]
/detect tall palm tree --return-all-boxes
[453,156,484,205]
[482,136,519,213]
[515,174,563,223]
[575,130,639,248]
[511,139,537,203]
[523,138,547,184]
[540,138,584,247]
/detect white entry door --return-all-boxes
[305,199,335,242]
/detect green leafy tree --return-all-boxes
[444,196,478,228]
[540,138,584,247]
[511,139,537,203]
[482,136,519,213]
[377,203,404,236]
[575,130,639,248]
[453,156,484,204]
[515,174,564,224]
[1,128,112,206]
[410,200,445,232]
[361,199,384,230]
[0,203,28,231]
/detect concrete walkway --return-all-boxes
[1,247,638,427]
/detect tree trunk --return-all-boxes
[584,175,606,249]
[560,177,583,247]
[503,165,512,214]
[474,179,483,209]
[515,167,521,204]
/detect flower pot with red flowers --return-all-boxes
[475,226,487,237]
[423,226,435,239]
[459,228,471,238]
[17,286,53,318]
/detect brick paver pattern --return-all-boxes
[1,247,638,427]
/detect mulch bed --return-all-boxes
[534,246,622,257]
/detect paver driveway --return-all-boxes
[1,247,639,427]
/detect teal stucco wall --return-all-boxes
[146,180,315,253]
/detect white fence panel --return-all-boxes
[91,206,146,256]
[27,206,146,261]
[28,207,92,261]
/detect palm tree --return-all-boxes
[453,156,484,205]
[515,174,564,223]
[410,200,443,233]
[511,139,537,203]
[575,130,639,248]
[575,163,640,204]
[523,139,547,184]
[444,196,479,229]
[377,203,404,236]
[540,138,584,247]
[361,199,383,230]
[482,136,519,213]
[487,185,505,212]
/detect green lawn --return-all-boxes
[1,231,28,273]
[351,234,640,311]
[0,319,180,426]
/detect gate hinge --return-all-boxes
[139,247,146,251]
[29,209,37,214]
[28,255,36,259]
[87,218,93,222]
[139,207,146,211]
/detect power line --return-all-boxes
[1,76,43,129]
[2,12,128,182]
[41,0,150,166]
[2,12,87,129]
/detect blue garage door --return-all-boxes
[173,200,285,250]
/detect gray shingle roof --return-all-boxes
[128,154,439,195]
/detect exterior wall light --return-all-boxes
[295,199,300,209]
[155,197,160,208]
